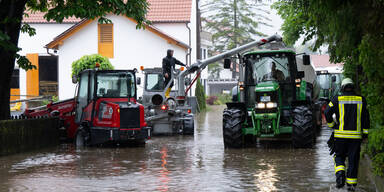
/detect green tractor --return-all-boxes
[316,70,343,122]
[223,49,321,148]
[316,70,343,101]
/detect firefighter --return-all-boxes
[324,78,370,191]
[162,49,186,97]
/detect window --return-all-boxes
[98,24,114,58]
[96,72,135,98]
[145,73,164,91]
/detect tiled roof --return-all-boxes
[311,55,343,68]
[23,12,81,23]
[147,0,192,23]
[23,0,192,24]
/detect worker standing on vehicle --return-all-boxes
[162,49,186,97]
[324,78,370,191]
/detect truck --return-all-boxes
[163,34,321,148]
[24,68,150,146]
[141,67,194,135]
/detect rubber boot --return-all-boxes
[347,184,356,191]
[165,87,171,98]
[336,171,346,189]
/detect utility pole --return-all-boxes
[196,0,202,60]
[232,0,238,79]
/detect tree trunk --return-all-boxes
[0,0,27,120]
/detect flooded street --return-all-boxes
[0,105,375,191]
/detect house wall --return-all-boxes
[17,23,74,99]
[57,15,188,99]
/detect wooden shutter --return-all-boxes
[98,24,114,58]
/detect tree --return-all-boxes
[273,0,384,176]
[207,62,222,79]
[0,0,149,120]
[195,77,206,111]
[71,54,114,79]
[201,0,271,52]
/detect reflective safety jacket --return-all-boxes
[324,92,370,139]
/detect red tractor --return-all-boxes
[24,69,150,146]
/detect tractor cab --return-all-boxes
[74,69,149,146]
[316,70,343,100]
[244,51,297,111]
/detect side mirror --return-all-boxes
[72,75,78,84]
[224,58,231,69]
[303,54,310,65]
[297,71,305,79]
[136,77,141,85]
[331,76,336,82]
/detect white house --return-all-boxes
[14,0,200,102]
[45,15,189,99]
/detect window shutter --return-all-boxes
[98,24,114,58]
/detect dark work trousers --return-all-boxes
[164,76,174,89]
[334,139,361,185]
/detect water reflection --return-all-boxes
[158,146,169,192]
[254,163,277,192]
[0,105,375,192]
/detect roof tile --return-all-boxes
[310,55,343,68]
[23,0,192,23]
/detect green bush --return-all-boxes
[341,34,384,176]
[195,78,206,111]
[71,54,114,78]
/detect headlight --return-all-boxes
[166,99,176,110]
[256,103,265,109]
[266,102,277,108]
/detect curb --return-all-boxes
[360,154,384,192]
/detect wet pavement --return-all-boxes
[0,105,376,191]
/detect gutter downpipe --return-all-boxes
[186,22,192,96]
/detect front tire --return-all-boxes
[292,105,315,148]
[74,127,89,147]
[223,108,244,148]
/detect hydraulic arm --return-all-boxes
[177,34,283,96]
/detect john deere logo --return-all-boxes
[264,93,267,96]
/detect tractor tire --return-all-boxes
[223,108,244,148]
[292,105,315,148]
[74,127,89,147]
[183,114,194,135]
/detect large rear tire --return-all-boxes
[292,105,315,148]
[223,108,244,148]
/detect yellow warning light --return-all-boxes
[180,67,185,71]
[140,66,144,71]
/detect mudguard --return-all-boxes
[225,102,247,112]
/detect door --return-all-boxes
[75,72,89,123]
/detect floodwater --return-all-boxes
[0,105,376,192]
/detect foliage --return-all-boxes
[207,94,231,105]
[195,78,206,111]
[273,0,384,175]
[206,96,218,105]
[207,62,222,79]
[201,0,271,52]
[71,54,113,78]
[42,95,59,106]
